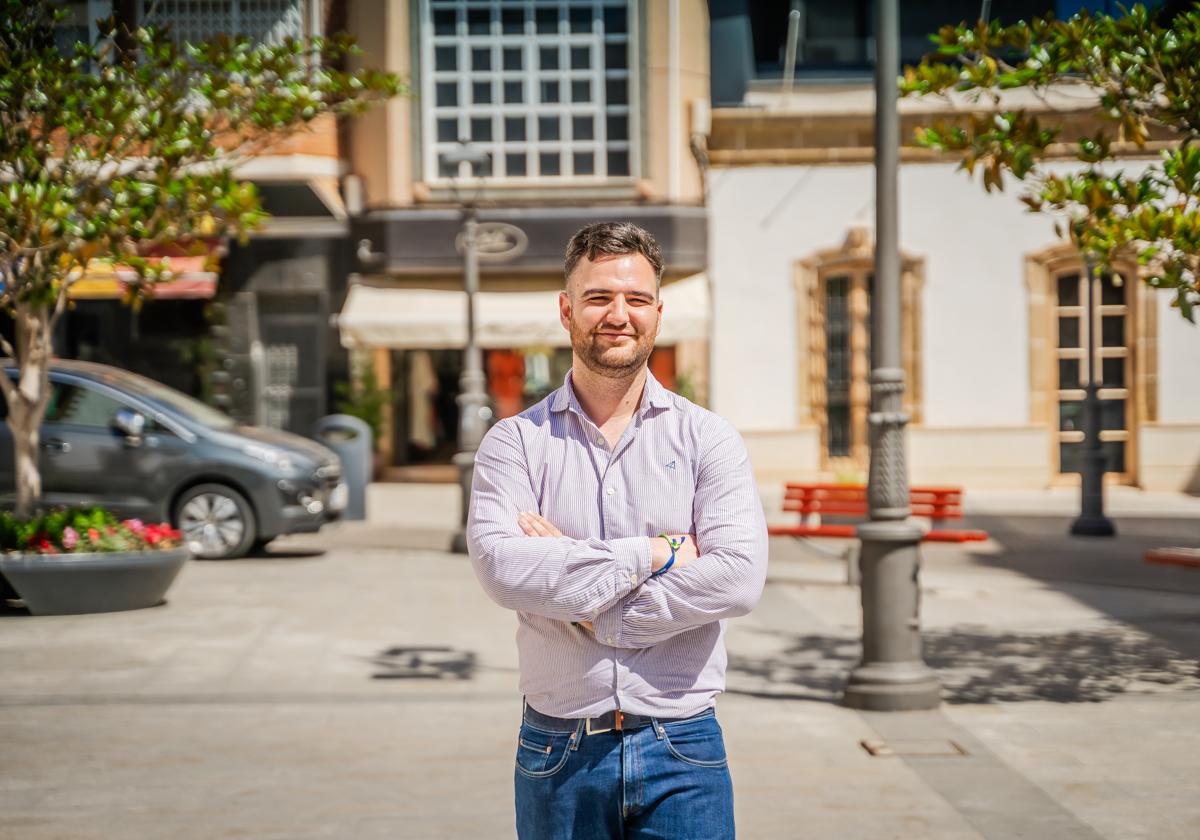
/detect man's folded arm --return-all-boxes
[591,418,768,649]
[466,419,653,622]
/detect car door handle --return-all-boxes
[41,439,71,453]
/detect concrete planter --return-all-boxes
[0,547,189,616]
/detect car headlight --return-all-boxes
[241,442,295,472]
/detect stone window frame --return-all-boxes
[1024,243,1158,485]
[794,226,925,473]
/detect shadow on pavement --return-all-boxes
[959,514,1200,659]
[727,625,1200,705]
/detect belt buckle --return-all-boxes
[585,710,623,735]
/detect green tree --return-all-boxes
[0,0,401,517]
[901,2,1200,321]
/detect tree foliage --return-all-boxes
[0,0,402,517]
[901,2,1200,321]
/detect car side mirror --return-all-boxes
[114,408,145,445]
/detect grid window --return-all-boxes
[470,117,492,142]
[506,153,527,176]
[504,116,526,142]
[574,151,595,175]
[573,116,594,140]
[437,117,459,142]
[536,7,559,34]
[435,46,457,71]
[141,0,305,44]
[422,0,635,182]
[1052,269,1132,477]
[501,7,524,34]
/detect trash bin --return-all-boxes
[313,414,371,521]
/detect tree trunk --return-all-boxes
[5,302,56,521]
[10,412,40,520]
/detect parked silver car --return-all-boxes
[0,360,346,559]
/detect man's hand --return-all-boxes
[518,511,562,538]
[651,533,699,572]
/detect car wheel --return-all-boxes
[249,537,275,555]
[174,483,257,560]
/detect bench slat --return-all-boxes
[767,524,988,543]
[782,501,963,520]
[774,481,986,542]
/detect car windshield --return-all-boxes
[104,370,237,430]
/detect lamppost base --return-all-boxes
[842,519,941,711]
[842,663,942,711]
[1069,516,1116,537]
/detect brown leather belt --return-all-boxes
[523,703,712,736]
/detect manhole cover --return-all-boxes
[861,739,969,757]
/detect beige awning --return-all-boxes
[337,273,709,350]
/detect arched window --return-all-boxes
[1025,244,1158,484]
[795,226,924,476]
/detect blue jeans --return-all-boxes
[514,704,735,839]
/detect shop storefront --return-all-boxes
[338,273,710,468]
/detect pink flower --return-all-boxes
[62,527,78,550]
[125,519,146,535]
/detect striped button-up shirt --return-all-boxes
[467,370,768,719]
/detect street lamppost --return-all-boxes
[841,0,941,712]
[446,139,493,554]
[1070,256,1116,537]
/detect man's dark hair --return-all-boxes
[563,222,665,290]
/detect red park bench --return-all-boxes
[1144,547,1200,569]
[768,483,989,543]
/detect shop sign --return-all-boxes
[459,222,528,262]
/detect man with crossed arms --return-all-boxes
[467,221,768,839]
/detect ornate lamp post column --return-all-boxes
[841,0,941,711]
[1070,256,1116,537]
[446,140,493,555]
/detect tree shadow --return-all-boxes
[727,624,1200,705]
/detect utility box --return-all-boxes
[313,414,371,521]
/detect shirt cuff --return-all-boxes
[590,536,651,647]
[612,535,653,591]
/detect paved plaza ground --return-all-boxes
[1,483,1199,839]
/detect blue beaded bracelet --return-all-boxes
[651,534,685,577]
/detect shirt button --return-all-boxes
[606,636,614,644]
[606,487,615,496]
[629,573,638,585]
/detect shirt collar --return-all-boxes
[549,367,673,416]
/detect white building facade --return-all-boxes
[707,157,1200,491]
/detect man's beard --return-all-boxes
[569,319,656,379]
